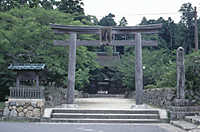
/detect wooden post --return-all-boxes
[176,47,185,99]
[16,72,20,88]
[194,7,198,51]
[66,33,77,104]
[36,72,39,88]
[135,33,144,105]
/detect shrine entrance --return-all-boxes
[51,24,162,105]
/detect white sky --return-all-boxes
[83,0,200,25]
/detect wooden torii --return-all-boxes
[51,24,162,105]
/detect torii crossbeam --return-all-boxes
[51,24,162,105]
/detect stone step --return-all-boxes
[185,116,200,125]
[51,113,159,119]
[49,109,163,123]
[51,109,159,115]
[170,120,198,131]
[50,118,161,123]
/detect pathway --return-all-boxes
[75,97,135,109]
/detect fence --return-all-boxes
[9,87,44,99]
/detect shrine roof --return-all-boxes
[8,64,45,71]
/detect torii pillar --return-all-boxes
[66,33,77,104]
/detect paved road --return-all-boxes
[0,122,186,132]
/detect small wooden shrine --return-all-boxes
[8,64,45,99]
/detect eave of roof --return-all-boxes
[8,64,45,71]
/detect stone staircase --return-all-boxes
[49,109,162,123]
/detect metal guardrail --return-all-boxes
[9,87,44,99]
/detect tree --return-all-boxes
[119,17,128,26]
[139,17,180,50]
[57,0,84,14]
[117,49,174,91]
[0,7,99,100]
[0,0,57,11]
[99,13,117,26]
[0,0,20,11]
[40,0,57,9]
[140,17,148,25]
[179,2,195,53]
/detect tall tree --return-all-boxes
[99,13,117,26]
[0,7,99,100]
[57,0,84,14]
[0,0,56,11]
[179,2,195,53]
[0,0,20,11]
[119,17,128,26]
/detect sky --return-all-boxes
[83,0,200,26]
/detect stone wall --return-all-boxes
[128,88,200,119]
[3,99,44,118]
[168,105,200,119]
[127,88,176,108]
[45,87,83,107]
[143,88,176,108]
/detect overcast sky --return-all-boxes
[83,0,200,25]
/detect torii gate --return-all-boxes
[51,24,162,105]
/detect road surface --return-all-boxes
[0,122,186,132]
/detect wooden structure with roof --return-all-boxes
[8,64,45,99]
[51,24,162,105]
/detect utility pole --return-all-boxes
[194,6,198,51]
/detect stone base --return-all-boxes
[168,105,200,120]
[61,104,78,108]
[3,99,45,118]
[131,104,149,109]
[172,99,189,106]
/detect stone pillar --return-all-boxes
[66,33,77,104]
[176,47,185,99]
[135,33,143,105]
[169,47,189,119]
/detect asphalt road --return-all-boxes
[0,122,186,132]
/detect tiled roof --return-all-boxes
[8,64,45,70]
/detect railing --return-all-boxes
[9,87,44,99]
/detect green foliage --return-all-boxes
[119,17,128,26]
[144,84,157,89]
[179,3,195,26]
[117,49,175,90]
[57,0,84,14]
[155,51,200,91]
[156,62,176,88]
[0,102,5,109]
[104,46,113,56]
[185,51,200,91]
[99,13,117,26]
[0,0,84,15]
[0,0,57,11]
[117,53,135,90]
[0,7,99,100]
[179,2,195,53]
